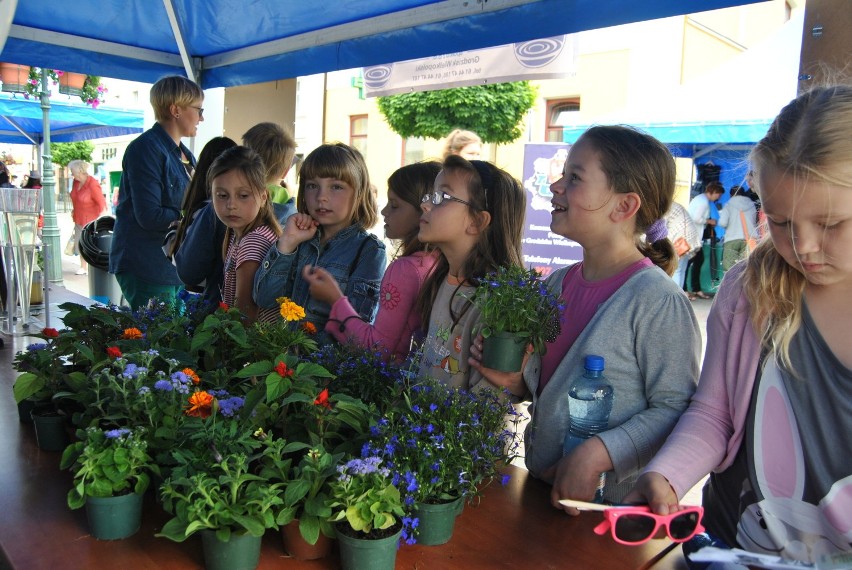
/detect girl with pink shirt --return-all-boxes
[304,161,441,361]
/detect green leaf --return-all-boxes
[157,518,192,542]
[284,479,310,506]
[13,373,44,403]
[299,516,320,545]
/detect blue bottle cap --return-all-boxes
[584,355,605,371]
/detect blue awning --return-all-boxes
[0,95,143,145]
[1,0,764,89]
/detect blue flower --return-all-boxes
[218,396,245,417]
[137,386,150,395]
[153,379,173,392]
[104,428,131,439]
[26,342,48,351]
[501,474,511,486]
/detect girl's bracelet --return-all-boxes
[329,315,363,333]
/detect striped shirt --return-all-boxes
[222,225,280,323]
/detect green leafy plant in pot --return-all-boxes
[60,426,159,539]
[470,265,564,372]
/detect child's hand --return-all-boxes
[278,213,318,253]
[468,334,530,397]
[302,265,344,305]
[549,437,613,515]
[623,472,680,516]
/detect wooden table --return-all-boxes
[0,288,683,570]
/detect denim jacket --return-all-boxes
[254,224,386,343]
[109,122,194,285]
[175,199,296,305]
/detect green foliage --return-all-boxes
[158,452,284,542]
[60,426,159,510]
[329,456,404,536]
[50,142,94,167]
[470,265,565,355]
[377,82,538,144]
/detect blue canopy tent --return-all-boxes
[0,96,143,145]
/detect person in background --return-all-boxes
[718,184,758,271]
[442,129,483,160]
[664,201,701,294]
[470,126,700,506]
[254,143,386,344]
[416,156,525,391]
[304,161,442,361]
[175,123,297,306]
[109,75,204,310]
[628,85,852,568]
[686,181,724,299]
[68,160,107,276]
[210,146,282,323]
[22,170,41,189]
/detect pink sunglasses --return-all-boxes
[559,499,705,546]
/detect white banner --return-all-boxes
[363,35,578,97]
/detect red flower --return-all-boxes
[274,362,294,378]
[301,322,317,335]
[218,302,229,311]
[106,346,122,359]
[380,283,401,311]
[313,388,332,409]
[42,327,59,338]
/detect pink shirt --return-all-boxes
[326,250,438,361]
[539,258,652,392]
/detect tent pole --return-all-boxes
[39,69,62,285]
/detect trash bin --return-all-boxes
[80,216,124,306]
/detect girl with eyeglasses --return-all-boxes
[253,143,386,344]
[302,161,442,362]
[629,86,852,567]
[470,126,701,507]
[414,155,525,391]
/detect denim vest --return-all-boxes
[254,224,386,344]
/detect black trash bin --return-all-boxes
[80,216,124,306]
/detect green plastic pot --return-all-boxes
[414,496,463,545]
[336,524,402,570]
[481,331,527,372]
[200,530,262,570]
[30,409,69,451]
[85,492,143,540]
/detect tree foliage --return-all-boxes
[50,141,94,167]
[376,82,538,144]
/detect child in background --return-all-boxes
[416,156,525,391]
[471,126,700,505]
[210,146,281,323]
[303,161,442,361]
[442,129,482,160]
[629,86,852,566]
[254,143,386,343]
[176,123,297,305]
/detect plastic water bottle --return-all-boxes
[563,354,614,502]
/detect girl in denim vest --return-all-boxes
[210,146,281,324]
[414,156,525,391]
[253,143,385,344]
[303,161,442,362]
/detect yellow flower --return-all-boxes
[277,297,306,321]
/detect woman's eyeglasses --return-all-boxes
[190,105,204,118]
[559,499,704,546]
[421,190,473,208]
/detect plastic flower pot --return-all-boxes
[413,496,463,545]
[481,331,527,372]
[85,492,143,540]
[200,530,262,570]
[281,520,334,560]
[336,523,402,570]
[30,408,69,451]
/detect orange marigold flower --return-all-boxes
[313,388,332,409]
[106,346,122,359]
[301,322,317,335]
[182,368,201,385]
[276,297,306,321]
[122,327,144,340]
[274,361,294,378]
[42,327,59,338]
[218,302,229,311]
[186,391,214,418]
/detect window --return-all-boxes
[402,137,425,165]
[546,99,580,143]
[101,147,117,161]
[350,115,368,157]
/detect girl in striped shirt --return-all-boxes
[210,146,282,323]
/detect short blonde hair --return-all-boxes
[242,122,296,184]
[150,76,203,123]
[442,129,482,159]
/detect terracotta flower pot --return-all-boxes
[281,520,334,560]
[0,63,31,93]
[58,72,87,97]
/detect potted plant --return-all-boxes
[257,437,341,560]
[0,62,32,92]
[366,379,523,544]
[59,426,159,540]
[470,265,564,372]
[328,456,410,570]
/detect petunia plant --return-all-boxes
[329,456,406,539]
